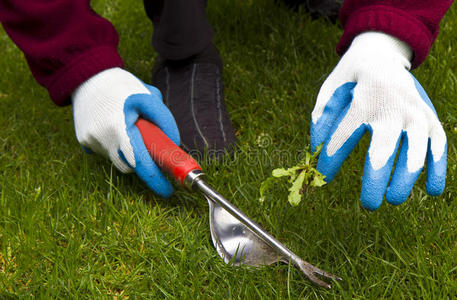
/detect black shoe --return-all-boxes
[152,44,237,160]
[281,0,342,23]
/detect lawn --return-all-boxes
[1,0,457,298]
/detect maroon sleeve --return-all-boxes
[0,1,124,106]
[337,0,454,69]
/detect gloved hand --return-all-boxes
[310,32,447,210]
[72,67,180,197]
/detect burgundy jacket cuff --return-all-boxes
[48,46,124,106]
[337,6,434,69]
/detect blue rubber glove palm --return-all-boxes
[72,68,180,197]
[311,32,447,210]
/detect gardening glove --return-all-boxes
[72,67,180,198]
[310,32,447,210]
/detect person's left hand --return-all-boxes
[310,32,447,210]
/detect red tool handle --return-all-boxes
[136,118,202,186]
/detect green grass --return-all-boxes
[1,0,457,298]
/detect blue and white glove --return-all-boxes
[311,32,447,210]
[72,67,180,197]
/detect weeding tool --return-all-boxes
[136,119,341,288]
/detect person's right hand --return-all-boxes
[72,67,180,197]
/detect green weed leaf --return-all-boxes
[272,168,291,177]
[288,170,307,206]
[259,177,277,203]
[311,172,326,187]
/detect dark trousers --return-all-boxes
[143,0,213,60]
[143,0,334,60]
